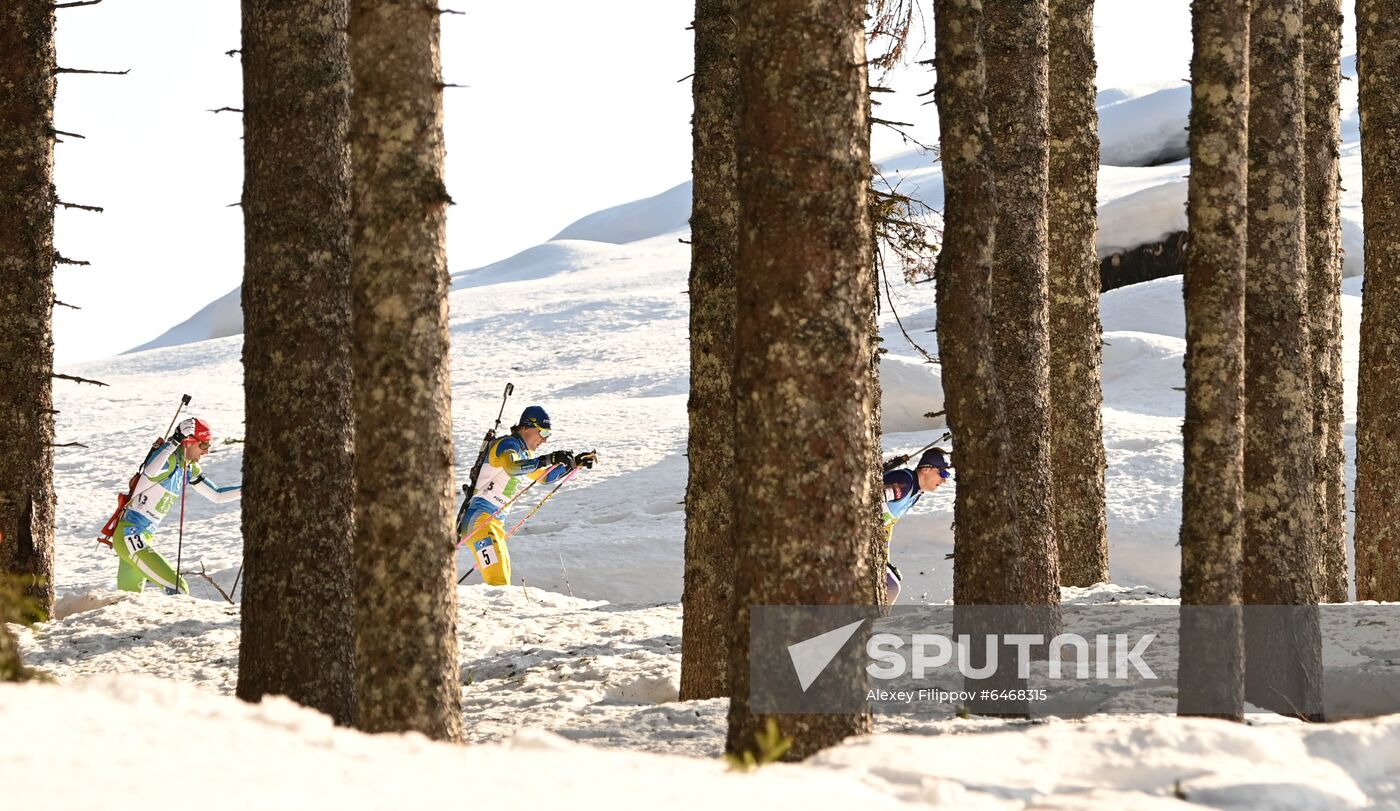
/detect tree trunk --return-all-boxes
[976,0,1060,607]
[1048,0,1109,588]
[1305,0,1347,604]
[725,0,875,760]
[679,0,738,702]
[349,0,461,742]
[1243,0,1323,719]
[236,0,356,725]
[1355,0,1400,602]
[0,0,56,623]
[1178,0,1249,721]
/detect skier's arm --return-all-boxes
[489,437,554,477]
[140,440,180,480]
[189,471,241,504]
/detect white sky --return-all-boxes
[49,1,1349,365]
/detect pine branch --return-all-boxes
[53,372,108,387]
[55,66,129,75]
[57,200,103,213]
[54,254,90,266]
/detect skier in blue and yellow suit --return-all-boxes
[881,447,951,604]
[457,406,595,585]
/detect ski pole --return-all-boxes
[172,459,188,595]
[502,466,583,541]
[231,562,243,600]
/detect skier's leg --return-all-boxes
[463,511,511,586]
[116,557,147,592]
[114,522,188,594]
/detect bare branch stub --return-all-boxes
[55,0,104,8]
[208,106,243,114]
[51,129,86,139]
[51,441,89,449]
[52,298,81,310]
[55,66,129,76]
[185,562,235,604]
[438,7,465,14]
[435,82,467,90]
[53,372,108,387]
[55,254,90,266]
[677,73,695,83]
[224,49,241,57]
[58,200,104,213]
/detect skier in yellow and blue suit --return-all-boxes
[456,406,596,585]
[881,447,951,604]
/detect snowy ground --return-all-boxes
[14,584,1400,809]
[11,64,1397,808]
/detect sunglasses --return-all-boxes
[197,441,211,450]
[537,428,551,438]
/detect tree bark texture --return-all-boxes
[680,0,739,702]
[725,0,875,760]
[1304,0,1347,603]
[977,0,1061,606]
[350,0,461,742]
[0,0,57,622]
[1047,0,1109,588]
[1178,0,1249,720]
[1243,0,1323,719]
[1355,0,1400,602]
[236,0,356,725]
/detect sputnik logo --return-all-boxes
[787,619,866,691]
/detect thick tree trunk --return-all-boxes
[1243,0,1323,719]
[725,0,875,760]
[1305,0,1347,604]
[349,0,461,742]
[236,0,356,725]
[1178,0,1249,721]
[976,0,1060,607]
[1355,0,1400,602]
[0,0,57,622]
[937,0,1035,717]
[680,0,738,702]
[1048,0,1108,588]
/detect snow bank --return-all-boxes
[0,675,910,811]
[125,286,242,354]
[551,181,691,244]
[1097,83,1191,166]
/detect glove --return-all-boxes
[169,428,186,445]
[574,450,598,470]
[545,450,574,469]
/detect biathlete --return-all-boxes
[111,417,241,594]
[456,405,596,585]
[881,446,951,604]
